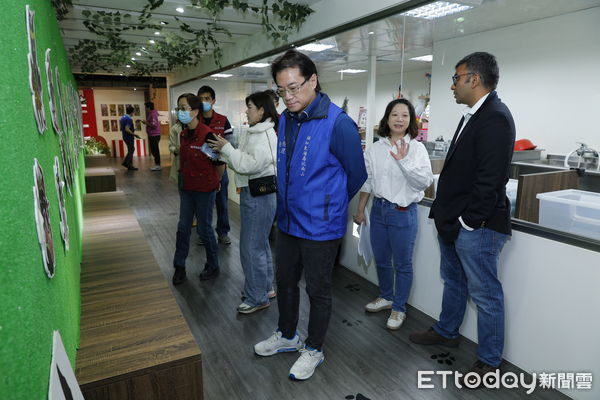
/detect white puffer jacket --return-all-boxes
[219,119,277,188]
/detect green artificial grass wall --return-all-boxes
[0,1,85,399]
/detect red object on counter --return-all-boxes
[514,139,537,151]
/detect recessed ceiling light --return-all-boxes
[410,55,433,62]
[160,21,167,25]
[243,62,270,68]
[368,31,375,35]
[141,47,146,50]
[135,52,142,56]
[456,17,465,22]
[133,88,137,91]
[211,73,233,78]
[119,73,123,76]
[149,39,155,44]
[126,64,131,68]
[176,7,184,13]
[337,69,367,73]
[154,31,161,36]
[297,43,334,52]
[131,57,136,60]
[402,1,473,20]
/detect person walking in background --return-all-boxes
[172,94,224,286]
[409,52,515,386]
[197,85,233,246]
[354,99,433,330]
[142,101,162,171]
[254,50,367,381]
[120,105,139,171]
[207,91,278,314]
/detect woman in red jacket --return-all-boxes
[172,93,224,285]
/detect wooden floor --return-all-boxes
[105,156,569,400]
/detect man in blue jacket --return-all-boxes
[254,50,367,381]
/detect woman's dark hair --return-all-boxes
[144,101,154,110]
[264,89,279,105]
[179,93,202,112]
[126,105,135,115]
[271,49,321,92]
[245,91,279,130]
[377,99,419,139]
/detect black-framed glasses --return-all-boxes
[451,72,476,84]
[276,78,309,97]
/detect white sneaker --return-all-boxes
[254,330,303,356]
[237,301,270,314]
[365,297,393,312]
[289,346,325,381]
[150,165,162,171]
[267,289,277,299]
[386,310,406,330]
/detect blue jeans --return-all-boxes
[433,227,508,367]
[215,169,230,236]
[240,187,276,306]
[369,198,418,313]
[174,190,219,270]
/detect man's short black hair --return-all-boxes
[126,105,135,114]
[456,52,499,91]
[197,85,216,100]
[271,49,321,91]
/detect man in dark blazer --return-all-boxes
[410,52,515,386]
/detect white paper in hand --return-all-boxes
[357,207,374,266]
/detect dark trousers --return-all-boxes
[276,231,341,350]
[123,137,135,167]
[148,135,161,165]
[215,169,230,236]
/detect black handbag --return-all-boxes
[248,132,277,197]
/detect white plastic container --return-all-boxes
[536,189,600,240]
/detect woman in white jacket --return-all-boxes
[354,99,433,330]
[208,91,278,314]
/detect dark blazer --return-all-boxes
[430,91,515,242]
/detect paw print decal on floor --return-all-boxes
[345,283,360,292]
[345,394,371,400]
[342,319,363,327]
[431,352,456,366]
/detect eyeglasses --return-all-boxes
[451,72,476,84]
[276,78,309,97]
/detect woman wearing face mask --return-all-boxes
[354,99,433,330]
[171,93,224,286]
[207,91,278,314]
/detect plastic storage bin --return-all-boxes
[536,189,600,240]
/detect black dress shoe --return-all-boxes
[127,166,139,171]
[172,266,186,285]
[199,265,219,280]
[409,327,459,347]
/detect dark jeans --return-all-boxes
[148,135,161,165]
[215,169,230,236]
[276,231,341,350]
[123,137,135,167]
[174,190,219,270]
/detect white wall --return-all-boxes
[93,88,146,145]
[323,68,431,126]
[340,201,600,400]
[428,7,600,156]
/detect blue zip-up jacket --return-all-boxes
[277,93,367,241]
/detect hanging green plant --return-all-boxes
[57,0,314,75]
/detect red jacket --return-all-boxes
[203,112,229,138]
[179,124,219,192]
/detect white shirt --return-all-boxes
[455,92,489,230]
[360,135,433,207]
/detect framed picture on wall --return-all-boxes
[33,159,55,278]
[53,156,69,251]
[118,104,125,115]
[133,104,141,116]
[111,120,118,132]
[135,119,142,131]
[102,120,110,132]
[100,104,108,116]
[26,5,47,134]
[109,104,117,116]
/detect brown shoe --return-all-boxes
[461,360,500,389]
[409,328,459,347]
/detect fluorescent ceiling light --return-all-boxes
[243,62,270,68]
[135,52,142,56]
[297,43,334,52]
[368,31,375,35]
[211,73,233,78]
[338,69,366,74]
[176,7,184,13]
[149,39,155,44]
[402,1,473,20]
[125,64,131,68]
[410,55,433,62]
[154,31,160,35]
[131,57,136,60]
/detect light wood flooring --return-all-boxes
[104,156,569,400]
